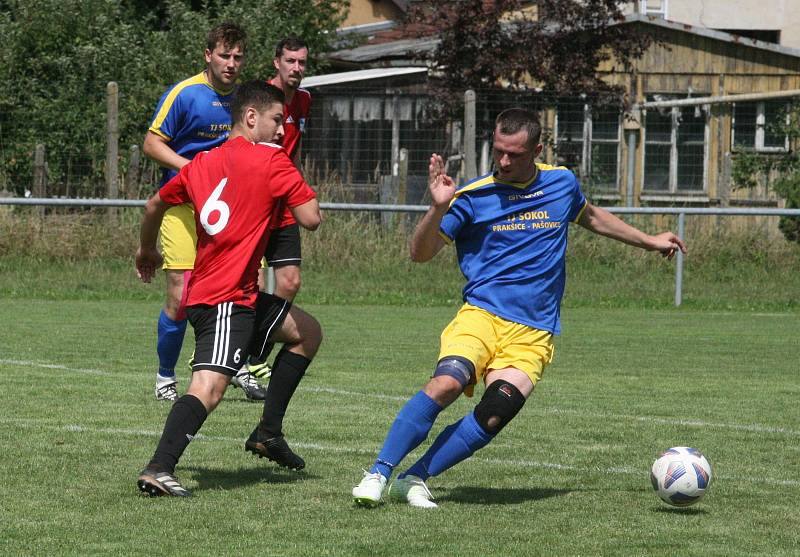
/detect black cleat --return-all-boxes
[245,429,305,470]
[231,371,267,401]
[137,468,192,497]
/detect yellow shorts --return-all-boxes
[159,203,196,270]
[438,303,555,397]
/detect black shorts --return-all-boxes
[249,292,292,361]
[186,294,291,375]
[264,223,301,268]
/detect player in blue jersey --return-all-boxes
[353,107,687,508]
[143,22,265,402]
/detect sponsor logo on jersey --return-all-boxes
[507,191,543,201]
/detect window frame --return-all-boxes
[642,104,710,194]
[731,100,790,153]
[639,0,668,18]
[554,102,622,191]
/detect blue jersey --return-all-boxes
[439,164,587,335]
[148,72,234,187]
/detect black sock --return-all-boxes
[259,349,311,437]
[149,394,208,474]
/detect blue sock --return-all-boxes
[402,412,493,480]
[157,310,187,380]
[370,391,443,480]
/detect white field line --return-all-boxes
[542,407,800,437]
[0,359,408,400]
[3,358,799,437]
[304,386,800,438]
[6,359,800,437]
[0,419,793,487]
[0,358,110,376]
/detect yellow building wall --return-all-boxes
[341,0,404,28]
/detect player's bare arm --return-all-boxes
[289,198,321,231]
[136,193,171,283]
[410,154,455,263]
[143,131,192,171]
[577,202,687,259]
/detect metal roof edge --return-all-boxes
[337,20,398,37]
[327,37,440,63]
[622,13,800,59]
[302,66,429,88]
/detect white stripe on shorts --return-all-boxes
[212,302,232,366]
[255,298,290,357]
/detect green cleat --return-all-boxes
[247,359,272,379]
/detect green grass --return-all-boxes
[1,300,798,555]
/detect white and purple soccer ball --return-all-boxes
[650,446,712,507]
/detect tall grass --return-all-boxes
[1,207,798,310]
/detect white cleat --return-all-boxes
[352,470,388,508]
[155,381,178,402]
[388,475,438,508]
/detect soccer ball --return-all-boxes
[650,447,712,507]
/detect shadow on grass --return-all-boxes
[221,397,268,405]
[439,486,572,505]
[183,465,317,493]
[653,506,709,515]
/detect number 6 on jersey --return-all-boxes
[199,177,230,235]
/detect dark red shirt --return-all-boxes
[269,80,312,228]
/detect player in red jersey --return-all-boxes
[250,36,314,379]
[135,81,322,497]
[270,37,311,169]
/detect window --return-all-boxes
[643,102,707,193]
[555,102,621,189]
[640,0,667,18]
[732,100,789,152]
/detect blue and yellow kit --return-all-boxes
[148,72,234,187]
[439,164,587,335]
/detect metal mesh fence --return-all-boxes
[1,82,796,205]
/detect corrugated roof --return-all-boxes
[624,13,800,58]
[327,37,439,64]
[327,12,800,67]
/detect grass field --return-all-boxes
[1,299,798,556]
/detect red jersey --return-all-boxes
[160,136,316,308]
[269,79,312,228]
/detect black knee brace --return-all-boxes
[433,355,475,389]
[473,380,526,435]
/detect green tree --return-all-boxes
[0,0,348,197]
[404,0,652,116]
